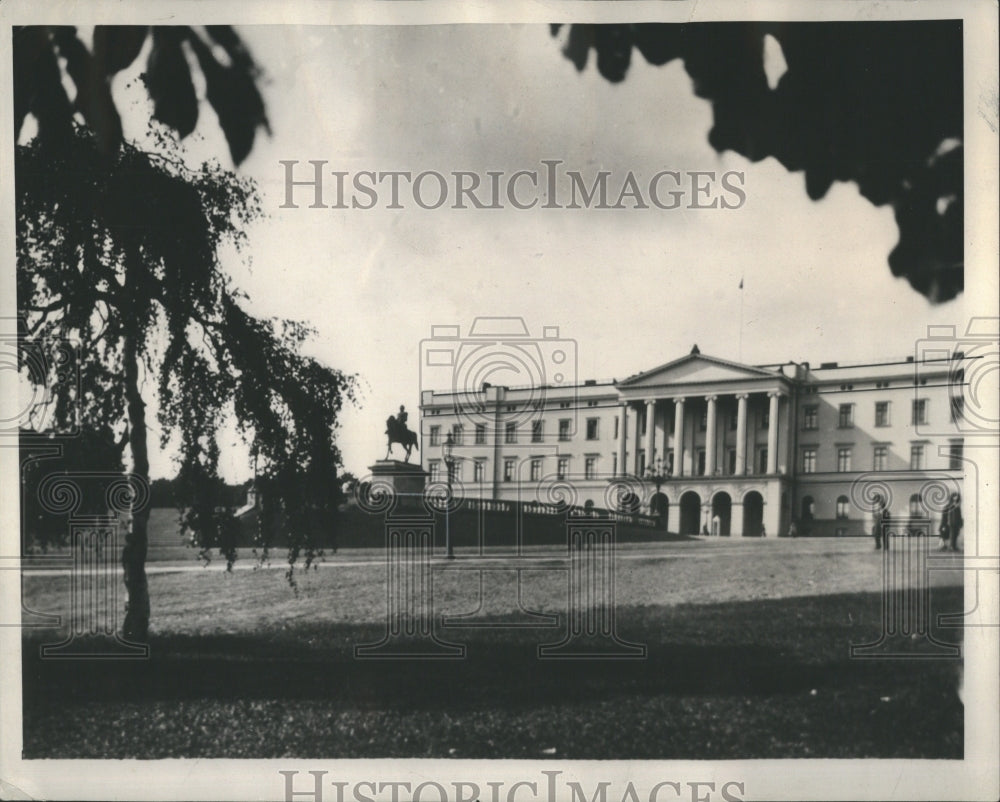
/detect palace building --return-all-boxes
[419,345,967,537]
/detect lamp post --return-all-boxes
[645,456,669,527]
[442,431,456,559]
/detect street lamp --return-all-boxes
[644,456,669,527]
[442,431,456,559]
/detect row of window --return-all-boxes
[428,406,775,447]
[806,493,936,520]
[800,441,963,473]
[803,397,963,430]
[429,417,611,446]
[427,455,604,483]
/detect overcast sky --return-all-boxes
[105,24,964,480]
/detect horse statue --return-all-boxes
[385,407,419,462]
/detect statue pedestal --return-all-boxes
[368,460,429,506]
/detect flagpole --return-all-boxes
[738,277,744,362]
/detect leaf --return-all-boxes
[93,26,149,75]
[12,26,75,144]
[51,26,123,154]
[144,27,199,139]
[187,31,270,165]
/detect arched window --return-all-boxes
[909,493,923,517]
[836,495,849,519]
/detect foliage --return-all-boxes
[13,25,269,165]
[554,21,964,301]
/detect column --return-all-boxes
[617,402,628,477]
[767,392,780,474]
[735,393,748,476]
[632,402,642,475]
[704,395,718,477]
[673,397,685,477]
[644,399,657,472]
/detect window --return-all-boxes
[531,420,544,443]
[473,461,485,483]
[699,410,707,431]
[447,460,459,483]
[802,448,817,474]
[727,449,736,475]
[503,458,516,482]
[641,412,648,435]
[758,447,768,474]
[530,458,542,482]
[586,418,600,440]
[611,452,618,476]
[505,421,517,444]
[428,460,441,481]
[586,400,599,407]
[557,457,569,480]
[585,456,597,480]
[837,447,852,472]
[666,451,675,474]
[429,425,441,446]
[873,446,888,471]
[475,424,486,445]
[912,399,928,425]
[761,409,770,429]
[802,405,818,430]
[729,411,738,431]
[638,450,646,476]
[559,401,571,409]
[951,395,964,422]
[452,424,464,445]
[613,416,619,439]
[875,401,890,427]
[836,495,849,519]
[910,444,925,470]
[909,493,923,517]
[838,403,854,428]
[949,440,964,471]
[697,449,706,476]
[558,419,571,442]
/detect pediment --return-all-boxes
[618,353,779,389]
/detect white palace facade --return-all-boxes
[419,346,967,538]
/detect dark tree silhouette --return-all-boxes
[13,25,269,165]
[16,127,355,640]
[553,21,963,302]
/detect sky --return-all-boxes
[98,23,965,480]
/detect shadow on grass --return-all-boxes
[24,589,964,706]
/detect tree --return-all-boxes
[16,125,355,641]
[553,21,963,302]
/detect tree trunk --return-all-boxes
[121,333,150,643]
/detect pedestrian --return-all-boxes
[788,520,798,538]
[872,494,890,550]
[945,492,963,551]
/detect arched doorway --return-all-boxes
[711,492,732,536]
[800,494,815,536]
[679,491,701,535]
[743,491,764,537]
[650,492,669,530]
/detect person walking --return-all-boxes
[872,494,890,550]
[944,492,963,552]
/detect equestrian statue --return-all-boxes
[385,404,419,462]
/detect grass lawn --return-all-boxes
[20,538,965,759]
